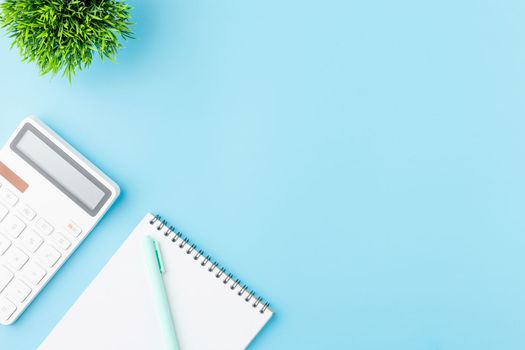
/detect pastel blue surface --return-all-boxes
[1,0,525,349]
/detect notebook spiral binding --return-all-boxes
[149,214,270,315]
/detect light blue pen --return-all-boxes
[143,235,180,350]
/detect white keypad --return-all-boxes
[1,215,26,238]
[37,244,61,268]
[51,233,71,251]
[0,188,19,207]
[5,247,29,271]
[17,204,36,221]
[0,266,14,293]
[22,263,46,286]
[0,298,16,321]
[5,279,31,304]
[0,234,12,255]
[20,231,44,253]
[35,218,53,236]
[65,222,82,237]
[0,204,8,222]
[0,208,72,324]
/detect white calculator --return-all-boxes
[0,117,119,325]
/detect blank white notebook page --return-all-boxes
[39,213,273,350]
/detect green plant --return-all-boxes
[0,0,133,82]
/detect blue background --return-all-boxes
[1,0,525,349]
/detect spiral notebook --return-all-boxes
[39,213,273,350]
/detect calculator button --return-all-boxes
[37,245,61,268]
[0,266,14,293]
[0,204,8,222]
[0,298,16,321]
[0,234,12,255]
[20,231,44,253]
[0,188,18,207]
[51,233,71,251]
[35,218,53,236]
[5,247,29,271]
[5,279,31,303]
[17,204,36,221]
[22,263,46,286]
[65,222,82,237]
[1,215,26,238]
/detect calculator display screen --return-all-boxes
[10,124,111,216]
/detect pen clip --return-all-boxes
[153,239,165,274]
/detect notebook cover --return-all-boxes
[39,213,273,350]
